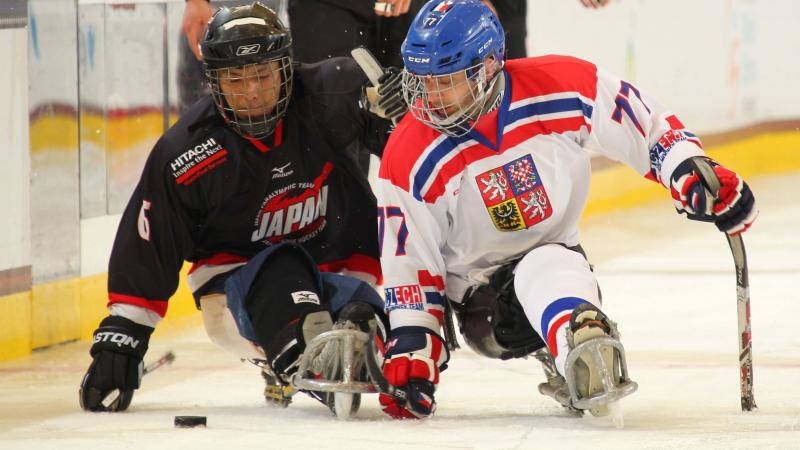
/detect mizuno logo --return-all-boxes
[236,44,261,56]
[271,162,294,179]
[291,291,320,305]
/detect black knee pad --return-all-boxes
[457,266,545,360]
[244,244,331,374]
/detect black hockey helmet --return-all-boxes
[201,2,293,139]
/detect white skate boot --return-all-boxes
[564,303,637,424]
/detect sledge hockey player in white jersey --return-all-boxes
[375,0,757,420]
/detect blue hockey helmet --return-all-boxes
[401,0,505,76]
[400,0,506,137]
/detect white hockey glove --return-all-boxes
[362,68,406,124]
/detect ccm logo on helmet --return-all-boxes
[236,44,261,56]
[478,38,493,54]
[407,56,430,63]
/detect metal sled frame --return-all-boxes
[563,336,637,410]
[291,329,378,394]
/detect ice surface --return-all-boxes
[1,173,798,450]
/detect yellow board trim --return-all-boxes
[30,279,81,349]
[0,292,32,361]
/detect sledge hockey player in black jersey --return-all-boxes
[79,2,404,418]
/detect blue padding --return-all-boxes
[225,243,322,342]
[224,242,384,342]
[321,272,384,316]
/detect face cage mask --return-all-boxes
[402,61,502,137]
[207,57,293,139]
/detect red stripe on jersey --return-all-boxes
[176,150,229,185]
[188,252,250,275]
[378,114,440,191]
[108,292,169,317]
[417,270,445,290]
[505,56,598,104]
[318,253,383,285]
[245,120,283,153]
[546,313,572,358]
[422,115,590,202]
[380,56,598,194]
[427,308,445,326]
[274,119,284,146]
[246,136,268,152]
[665,114,684,130]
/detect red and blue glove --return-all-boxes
[379,327,448,419]
[670,157,757,235]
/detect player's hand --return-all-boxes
[79,316,153,412]
[374,0,411,17]
[379,328,446,419]
[182,0,214,60]
[579,0,610,8]
[670,157,757,235]
[362,67,406,124]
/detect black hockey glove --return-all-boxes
[362,67,407,124]
[670,156,757,235]
[79,315,153,412]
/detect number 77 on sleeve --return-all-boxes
[377,206,409,257]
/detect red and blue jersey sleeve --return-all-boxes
[586,65,705,187]
[377,126,451,334]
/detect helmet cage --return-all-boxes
[206,57,293,139]
[402,59,502,137]
[201,2,292,139]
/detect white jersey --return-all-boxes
[377,55,704,333]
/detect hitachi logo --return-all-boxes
[94,332,140,349]
[170,138,219,171]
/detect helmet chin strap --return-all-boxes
[478,67,505,117]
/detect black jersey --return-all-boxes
[107,58,390,317]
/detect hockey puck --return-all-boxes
[174,415,207,428]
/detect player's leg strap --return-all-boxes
[456,258,544,359]
[225,243,331,375]
[455,244,593,360]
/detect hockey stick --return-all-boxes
[364,330,408,402]
[350,46,400,126]
[690,157,756,411]
[100,351,177,409]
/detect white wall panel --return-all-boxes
[0,28,31,272]
[527,0,800,134]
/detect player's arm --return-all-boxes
[80,142,193,412]
[586,67,756,234]
[375,173,451,419]
[314,57,398,157]
[182,0,214,60]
